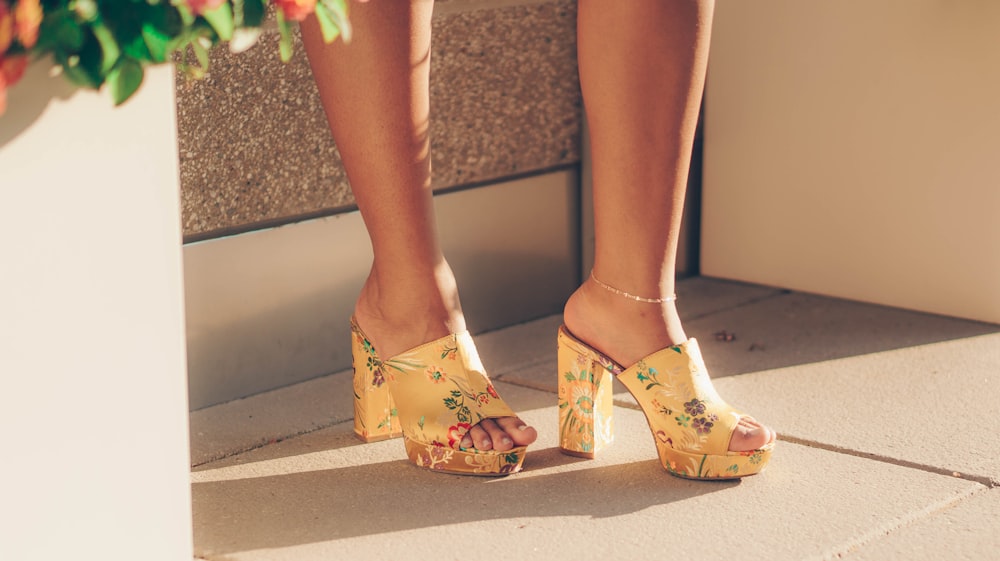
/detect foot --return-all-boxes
[563,278,774,452]
[354,266,537,453]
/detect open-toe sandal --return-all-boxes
[351,317,528,475]
[557,325,773,479]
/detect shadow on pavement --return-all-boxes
[192,446,735,555]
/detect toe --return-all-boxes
[480,419,514,452]
[495,417,538,447]
[466,423,493,451]
[728,416,773,452]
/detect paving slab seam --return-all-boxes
[190,372,344,414]
[779,434,998,488]
[683,287,790,321]
[493,362,558,390]
[804,484,988,561]
[191,418,355,468]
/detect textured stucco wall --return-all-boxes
[176,0,581,240]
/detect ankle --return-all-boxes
[354,266,467,358]
[564,278,687,366]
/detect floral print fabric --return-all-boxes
[351,319,527,475]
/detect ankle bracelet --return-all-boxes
[589,271,677,304]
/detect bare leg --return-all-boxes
[301,1,536,452]
[565,0,772,451]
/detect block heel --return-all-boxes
[557,327,615,458]
[352,330,403,442]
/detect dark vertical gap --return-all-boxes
[684,107,705,277]
[677,103,705,277]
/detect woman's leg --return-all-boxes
[300,1,536,452]
[565,0,772,451]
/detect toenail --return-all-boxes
[517,425,528,431]
[481,440,491,448]
[501,437,512,445]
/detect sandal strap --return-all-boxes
[617,338,744,456]
[360,326,516,448]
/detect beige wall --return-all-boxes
[703,0,1000,324]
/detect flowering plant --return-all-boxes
[0,0,352,115]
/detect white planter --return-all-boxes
[0,62,193,560]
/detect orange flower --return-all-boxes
[0,73,7,115]
[2,52,25,81]
[0,1,14,55]
[14,0,41,49]
[0,54,27,115]
[424,365,447,384]
[272,0,317,22]
[185,0,225,16]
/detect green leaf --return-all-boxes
[140,4,184,62]
[313,4,341,44]
[89,20,121,74]
[202,3,234,41]
[120,33,152,61]
[141,22,171,62]
[107,57,144,106]
[230,0,245,26]
[56,52,99,89]
[175,3,196,27]
[276,11,293,62]
[36,9,85,52]
[190,35,210,70]
[64,31,107,89]
[320,0,352,43]
[242,0,266,27]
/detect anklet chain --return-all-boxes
[590,271,677,304]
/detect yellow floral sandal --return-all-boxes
[351,317,528,475]
[557,273,774,480]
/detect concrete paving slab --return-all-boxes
[191,382,982,561]
[683,290,998,378]
[847,488,1000,561]
[715,332,1000,485]
[476,314,563,380]
[189,370,355,466]
[675,276,786,320]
